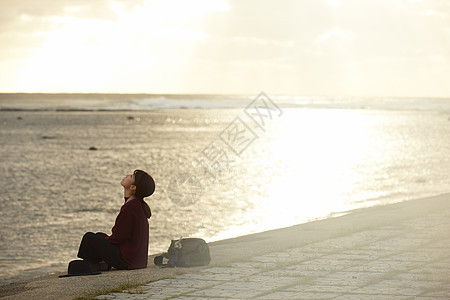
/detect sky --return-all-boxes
[0,0,449,97]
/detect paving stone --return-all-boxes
[140,279,175,288]
[135,278,222,298]
[95,205,450,300]
[217,277,297,292]
[279,247,321,261]
[95,293,124,300]
[307,236,360,251]
[410,246,450,259]
[349,229,404,241]
[175,272,237,281]
[169,297,226,300]
[120,294,150,300]
[297,236,367,254]
[334,293,410,300]
[252,250,319,264]
[402,217,443,230]
[229,261,273,270]
[186,285,262,298]
[438,257,450,263]
[386,276,444,291]
[257,291,340,299]
[414,297,450,300]
[246,261,279,270]
[351,279,425,296]
[142,278,218,291]
[393,272,448,283]
[300,257,362,271]
[252,253,291,263]
[244,274,300,287]
[338,249,386,259]
[312,271,383,287]
[345,260,411,273]
[97,292,149,300]
[397,238,431,248]
[261,267,329,278]
[286,282,357,294]
[427,239,450,248]
[425,260,450,271]
[125,286,195,299]
[409,267,450,277]
[285,264,331,276]
[420,288,450,298]
[199,266,259,276]
[255,291,303,299]
[322,252,372,262]
[381,251,438,263]
[364,238,420,252]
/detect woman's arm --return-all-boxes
[106,207,135,244]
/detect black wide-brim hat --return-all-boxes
[58,260,102,278]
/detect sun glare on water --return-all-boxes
[247,109,381,231]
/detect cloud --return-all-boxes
[315,28,351,43]
[0,0,119,33]
[0,0,126,63]
[327,0,340,7]
[1,0,233,92]
[0,0,449,95]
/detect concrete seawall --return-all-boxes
[1,193,449,299]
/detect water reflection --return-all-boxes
[208,109,450,241]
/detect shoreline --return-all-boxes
[1,192,449,299]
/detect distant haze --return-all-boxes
[0,0,449,97]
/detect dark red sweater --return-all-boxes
[106,196,149,269]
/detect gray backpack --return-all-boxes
[154,238,211,267]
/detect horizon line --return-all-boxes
[0,92,449,99]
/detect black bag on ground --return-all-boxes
[154,238,210,267]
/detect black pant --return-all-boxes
[77,232,128,270]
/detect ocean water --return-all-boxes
[0,93,449,284]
